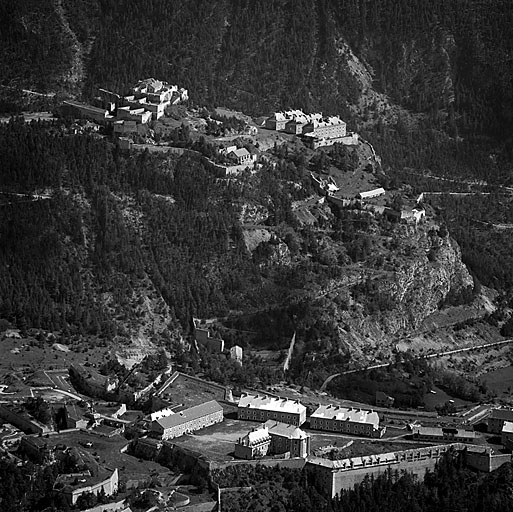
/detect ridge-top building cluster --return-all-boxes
[62,77,189,137]
[264,109,358,148]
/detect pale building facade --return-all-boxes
[151,400,223,440]
[310,405,385,438]
[238,394,306,426]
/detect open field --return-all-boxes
[173,416,419,463]
[173,417,263,462]
[0,335,111,375]
[310,435,425,457]
[158,373,227,409]
[422,386,472,412]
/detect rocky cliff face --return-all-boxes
[292,222,477,367]
[386,228,473,332]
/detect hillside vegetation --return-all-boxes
[1,0,512,139]
[1,0,513,373]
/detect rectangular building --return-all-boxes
[117,106,152,124]
[238,394,306,426]
[264,112,288,131]
[502,421,513,449]
[307,444,461,498]
[265,420,310,458]
[150,400,223,440]
[412,426,478,443]
[62,100,113,124]
[226,147,254,166]
[304,116,346,139]
[234,421,310,460]
[0,404,51,435]
[358,188,386,200]
[489,409,513,434]
[310,405,384,438]
[69,363,118,399]
[234,425,271,460]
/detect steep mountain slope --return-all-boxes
[0,120,483,372]
[1,0,512,379]
[2,0,513,139]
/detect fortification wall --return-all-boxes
[332,456,435,495]
[466,450,511,472]
[310,444,470,498]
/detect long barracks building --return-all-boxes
[310,404,385,438]
[151,400,223,440]
[238,394,307,426]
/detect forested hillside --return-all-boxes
[2,0,513,139]
[0,120,327,342]
[2,0,513,369]
[0,119,249,334]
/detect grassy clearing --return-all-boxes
[158,373,226,409]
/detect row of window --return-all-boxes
[312,419,372,434]
[239,409,299,424]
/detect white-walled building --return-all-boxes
[151,400,223,440]
[502,421,513,450]
[230,345,243,364]
[238,394,306,426]
[358,188,386,200]
[310,404,385,438]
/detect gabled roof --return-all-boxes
[271,112,287,121]
[238,394,306,415]
[359,188,386,199]
[229,148,250,158]
[155,400,223,429]
[240,426,271,446]
[264,420,309,440]
[311,405,379,428]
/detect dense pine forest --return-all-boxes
[0,0,512,341]
[2,2,513,291]
[1,0,513,138]
[2,2,513,511]
[0,119,338,349]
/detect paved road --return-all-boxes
[320,338,513,391]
